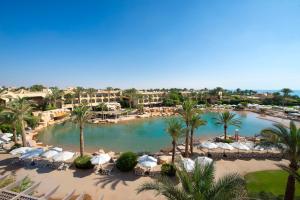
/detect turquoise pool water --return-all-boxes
[37,112,273,153]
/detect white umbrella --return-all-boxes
[195,156,213,166]
[254,145,264,151]
[3,133,13,138]
[10,147,33,155]
[52,151,75,162]
[139,161,157,168]
[182,158,195,172]
[231,142,250,151]
[51,147,63,152]
[138,155,157,163]
[91,154,111,165]
[41,149,61,159]
[243,141,255,149]
[199,141,218,149]
[20,148,44,159]
[0,134,11,143]
[217,143,234,150]
[138,155,157,168]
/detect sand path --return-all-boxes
[0,154,288,200]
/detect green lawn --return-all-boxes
[245,170,300,198]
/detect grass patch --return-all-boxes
[11,177,33,193]
[0,176,15,189]
[245,170,300,198]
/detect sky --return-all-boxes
[0,0,300,90]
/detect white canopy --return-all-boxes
[254,145,264,151]
[195,156,213,166]
[91,154,111,165]
[51,147,63,152]
[2,133,13,138]
[10,147,33,155]
[243,141,255,149]
[138,155,157,168]
[217,143,234,150]
[231,142,250,151]
[41,148,62,159]
[52,151,75,162]
[20,148,44,159]
[0,134,11,143]
[138,155,157,163]
[182,158,195,172]
[199,141,218,149]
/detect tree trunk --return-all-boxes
[172,140,176,163]
[184,127,189,157]
[284,161,298,200]
[21,120,27,147]
[13,127,17,144]
[79,124,84,157]
[190,129,194,155]
[224,125,227,140]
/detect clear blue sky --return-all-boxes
[0,0,299,89]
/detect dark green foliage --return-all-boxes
[74,155,93,169]
[26,116,40,128]
[161,163,176,177]
[116,152,137,172]
[162,90,183,106]
[0,124,13,133]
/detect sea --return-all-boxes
[256,90,300,97]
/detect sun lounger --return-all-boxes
[75,192,85,200]
[39,185,59,200]
[62,189,76,200]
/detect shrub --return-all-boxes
[221,139,234,143]
[161,163,176,177]
[116,152,137,172]
[0,176,15,189]
[74,155,93,169]
[11,177,32,193]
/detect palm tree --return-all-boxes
[165,118,184,163]
[73,87,85,104]
[277,164,300,183]
[106,87,113,103]
[190,113,206,155]
[123,88,138,109]
[261,121,300,200]
[72,103,90,157]
[3,98,33,147]
[0,112,19,143]
[137,162,247,200]
[86,88,97,106]
[179,100,197,157]
[96,103,108,119]
[281,88,293,106]
[48,87,63,108]
[214,111,241,140]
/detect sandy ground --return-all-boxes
[0,154,288,200]
[257,114,300,128]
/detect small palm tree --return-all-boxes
[72,103,90,157]
[190,113,206,155]
[73,87,85,104]
[261,121,300,200]
[0,112,19,143]
[123,88,138,109]
[214,111,241,140]
[281,88,293,106]
[2,98,33,147]
[165,118,184,163]
[106,87,113,103]
[48,87,63,108]
[278,164,300,183]
[137,162,247,200]
[179,100,197,157]
[86,88,97,106]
